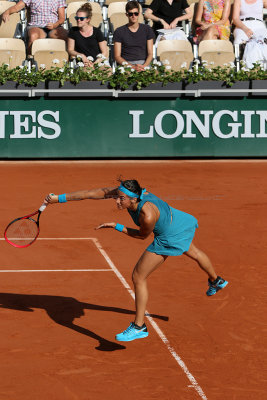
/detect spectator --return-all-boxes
[2,0,68,54]
[194,0,231,42]
[144,0,192,36]
[68,3,109,68]
[113,0,155,71]
[233,0,267,43]
[233,0,267,68]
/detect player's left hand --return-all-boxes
[95,222,116,230]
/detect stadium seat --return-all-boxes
[66,0,90,3]
[67,1,103,29]
[108,2,144,32]
[105,0,127,6]
[31,39,68,69]
[0,37,26,67]
[157,39,194,71]
[198,39,235,67]
[0,1,22,38]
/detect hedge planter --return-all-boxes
[0,81,45,97]
[47,80,111,97]
[117,82,183,98]
[251,80,267,97]
[184,80,250,97]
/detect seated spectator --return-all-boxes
[144,0,192,36]
[233,0,267,68]
[113,0,155,71]
[68,3,109,68]
[2,0,68,54]
[194,0,231,42]
[233,0,267,43]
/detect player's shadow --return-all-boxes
[0,293,168,352]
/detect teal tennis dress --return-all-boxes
[128,192,198,256]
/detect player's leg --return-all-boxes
[132,250,168,327]
[115,251,167,341]
[184,242,217,281]
[184,242,228,296]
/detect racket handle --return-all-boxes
[39,202,47,213]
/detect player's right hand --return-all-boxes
[45,193,59,204]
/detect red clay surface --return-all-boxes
[1,160,266,400]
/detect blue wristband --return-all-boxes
[115,223,124,232]
[58,194,67,203]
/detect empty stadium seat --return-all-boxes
[157,39,194,71]
[198,39,235,67]
[0,37,26,67]
[31,39,68,69]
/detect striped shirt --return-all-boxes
[23,0,66,27]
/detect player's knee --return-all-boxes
[187,247,200,261]
[132,269,143,285]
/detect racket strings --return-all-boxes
[5,218,39,246]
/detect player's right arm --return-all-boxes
[45,187,118,203]
[2,1,25,23]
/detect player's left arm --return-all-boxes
[96,202,158,240]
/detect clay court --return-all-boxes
[1,160,266,400]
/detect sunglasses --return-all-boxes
[75,16,87,21]
[127,12,139,16]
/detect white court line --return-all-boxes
[0,269,112,273]
[92,237,208,400]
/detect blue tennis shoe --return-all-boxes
[206,276,228,296]
[116,322,149,342]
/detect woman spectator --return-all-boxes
[144,0,192,36]
[233,0,267,44]
[194,0,231,42]
[67,3,108,67]
[233,0,267,68]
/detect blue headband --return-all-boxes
[118,184,146,200]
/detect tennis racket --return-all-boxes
[4,202,47,248]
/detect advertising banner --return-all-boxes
[0,97,266,158]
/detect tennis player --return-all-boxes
[45,179,228,342]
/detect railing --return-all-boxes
[0,88,266,98]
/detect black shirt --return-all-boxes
[113,24,155,62]
[68,26,105,61]
[149,0,189,31]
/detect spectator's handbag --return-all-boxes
[243,36,267,69]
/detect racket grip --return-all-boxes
[39,202,47,213]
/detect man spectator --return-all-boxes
[2,0,68,54]
[113,0,155,71]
